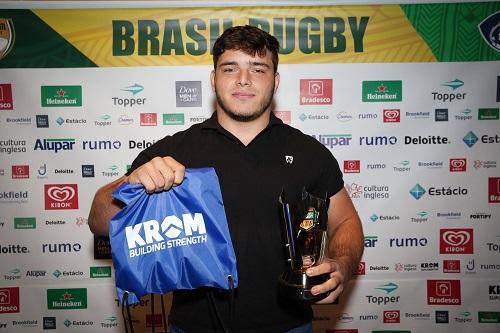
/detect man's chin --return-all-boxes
[222,109,265,122]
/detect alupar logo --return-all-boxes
[362,81,402,102]
[41,86,82,107]
[0,19,14,60]
[46,288,87,309]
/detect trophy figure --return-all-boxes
[278,189,330,302]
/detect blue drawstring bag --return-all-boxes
[109,168,238,305]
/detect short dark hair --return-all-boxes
[213,25,280,73]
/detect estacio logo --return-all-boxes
[383,310,400,323]
[300,79,332,105]
[449,158,466,172]
[0,83,13,110]
[440,228,473,254]
[409,183,426,200]
[126,213,208,258]
[0,19,14,61]
[0,287,19,313]
[44,184,78,210]
[41,86,82,107]
[362,80,402,102]
[383,109,400,122]
[489,177,500,203]
[427,280,461,305]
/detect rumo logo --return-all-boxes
[126,213,208,257]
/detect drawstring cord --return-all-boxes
[121,291,135,333]
[160,294,168,333]
[207,275,235,333]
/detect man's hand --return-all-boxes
[126,156,185,192]
[306,258,347,304]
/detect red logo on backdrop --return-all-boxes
[427,280,461,305]
[0,84,14,110]
[146,314,163,328]
[383,310,400,323]
[489,177,500,203]
[274,111,291,124]
[44,184,79,210]
[345,183,363,199]
[344,160,360,173]
[440,228,473,254]
[300,79,332,105]
[140,113,157,126]
[326,330,358,333]
[443,260,460,273]
[383,109,400,122]
[449,158,466,172]
[354,262,365,275]
[0,287,20,313]
[12,165,29,179]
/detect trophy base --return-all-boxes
[278,270,329,302]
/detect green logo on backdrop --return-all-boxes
[478,108,499,120]
[478,311,500,323]
[41,86,82,107]
[163,113,184,125]
[362,81,402,102]
[47,288,87,309]
[90,266,112,278]
[14,217,36,229]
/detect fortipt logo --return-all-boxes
[0,287,20,313]
[440,228,473,254]
[47,288,87,309]
[427,280,461,305]
[0,83,13,110]
[463,131,478,147]
[300,79,332,105]
[126,213,208,258]
[362,81,402,102]
[44,184,78,210]
[410,184,426,200]
[41,86,82,107]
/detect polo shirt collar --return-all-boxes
[202,111,284,132]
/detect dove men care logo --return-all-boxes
[44,184,78,210]
[0,19,14,60]
[479,11,500,52]
[125,213,208,258]
[440,228,473,254]
[176,81,202,107]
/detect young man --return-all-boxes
[89,25,363,333]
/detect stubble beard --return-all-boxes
[215,83,275,122]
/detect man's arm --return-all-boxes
[88,156,185,236]
[306,188,364,303]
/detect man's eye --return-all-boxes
[222,68,234,73]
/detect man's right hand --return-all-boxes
[126,156,185,193]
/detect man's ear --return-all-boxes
[210,70,216,92]
[274,72,280,92]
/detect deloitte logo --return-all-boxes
[126,213,208,258]
[410,184,426,200]
[463,131,478,147]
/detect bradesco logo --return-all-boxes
[126,213,208,258]
[41,86,82,107]
[0,287,19,313]
[362,81,402,102]
[440,228,473,254]
[0,84,13,110]
[300,79,332,105]
[344,160,360,173]
[44,184,78,210]
[489,177,500,203]
[47,288,87,309]
[427,280,461,305]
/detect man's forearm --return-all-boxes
[88,176,125,236]
[329,218,364,282]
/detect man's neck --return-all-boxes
[216,110,271,146]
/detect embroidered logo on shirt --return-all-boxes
[285,155,294,164]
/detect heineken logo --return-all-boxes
[46,288,87,309]
[41,86,82,107]
[362,81,402,102]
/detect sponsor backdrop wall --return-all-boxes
[0,2,499,332]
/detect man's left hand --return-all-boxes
[306,258,346,304]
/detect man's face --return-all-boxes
[211,49,279,122]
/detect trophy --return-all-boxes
[278,189,330,302]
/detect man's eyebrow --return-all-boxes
[218,61,271,68]
[249,61,271,68]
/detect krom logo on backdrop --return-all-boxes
[44,184,78,210]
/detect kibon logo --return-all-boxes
[46,288,87,310]
[0,83,13,110]
[449,158,466,172]
[300,79,332,105]
[41,86,82,107]
[362,80,402,102]
[427,280,461,305]
[383,109,400,122]
[383,310,400,323]
[0,287,19,313]
[44,184,78,210]
[440,228,473,254]
[0,19,14,60]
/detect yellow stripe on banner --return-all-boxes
[33,5,436,67]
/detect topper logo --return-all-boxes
[443,230,470,246]
[47,186,75,202]
[126,213,206,249]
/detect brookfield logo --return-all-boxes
[410,183,426,200]
[125,213,208,258]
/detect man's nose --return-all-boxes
[236,70,252,86]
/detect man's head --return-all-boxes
[213,25,279,73]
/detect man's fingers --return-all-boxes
[163,156,185,186]
[126,156,185,192]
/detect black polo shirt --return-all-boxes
[126,112,344,333]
